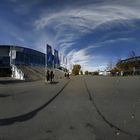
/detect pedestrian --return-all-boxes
[67,73,70,79]
[64,73,67,78]
[46,70,50,83]
[50,70,54,82]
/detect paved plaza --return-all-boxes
[0,76,140,140]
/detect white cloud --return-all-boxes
[67,47,101,71]
[34,4,140,48]
[97,37,135,46]
[34,4,140,31]
[33,1,140,70]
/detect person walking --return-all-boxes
[46,70,50,83]
[67,72,70,79]
[64,73,67,78]
[50,70,54,82]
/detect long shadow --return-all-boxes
[0,80,25,85]
[0,80,70,126]
[0,79,39,85]
[0,90,31,98]
[0,82,58,98]
[0,94,10,98]
[50,81,59,85]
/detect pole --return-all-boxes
[45,44,47,83]
[53,50,55,81]
[9,46,13,78]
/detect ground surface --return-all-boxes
[0,76,140,140]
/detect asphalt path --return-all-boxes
[0,76,140,140]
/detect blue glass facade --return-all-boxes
[0,45,45,67]
[15,47,45,66]
[0,56,10,68]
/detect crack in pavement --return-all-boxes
[83,77,140,139]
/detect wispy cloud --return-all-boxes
[34,4,140,31]
[9,0,41,15]
[1,0,140,71]
[32,1,140,70]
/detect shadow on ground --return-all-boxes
[0,79,25,85]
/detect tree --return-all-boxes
[93,71,99,75]
[129,50,136,58]
[80,70,83,75]
[106,60,113,71]
[85,71,89,75]
[116,57,138,75]
[88,72,92,75]
[72,64,81,75]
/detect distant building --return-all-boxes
[116,56,140,75]
[99,70,110,76]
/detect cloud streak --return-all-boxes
[1,0,140,71]
[33,1,140,70]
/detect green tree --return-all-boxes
[85,71,89,75]
[72,64,81,75]
[106,60,113,71]
[129,50,136,58]
[80,70,83,75]
[93,71,99,75]
[88,72,92,75]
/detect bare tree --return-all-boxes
[106,60,113,71]
[129,50,136,58]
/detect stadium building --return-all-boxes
[0,45,46,80]
[0,45,66,80]
[116,56,140,75]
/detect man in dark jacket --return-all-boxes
[46,70,50,82]
[50,70,54,82]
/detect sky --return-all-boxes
[0,0,140,71]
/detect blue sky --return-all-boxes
[0,0,140,71]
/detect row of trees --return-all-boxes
[72,64,99,75]
[84,71,99,75]
[72,55,140,76]
[110,58,140,76]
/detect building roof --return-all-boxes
[120,56,140,63]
